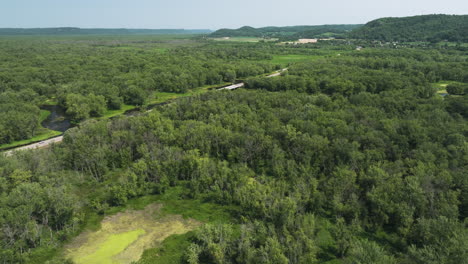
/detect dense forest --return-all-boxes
[348,14,468,42]
[0,32,467,263]
[0,38,282,145]
[210,25,361,39]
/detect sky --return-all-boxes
[1,0,467,30]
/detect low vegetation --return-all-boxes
[65,204,200,264]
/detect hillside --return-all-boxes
[0,27,212,35]
[210,24,362,39]
[348,14,468,42]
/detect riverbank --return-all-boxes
[0,82,230,152]
[1,68,287,154]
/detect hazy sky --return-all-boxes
[1,0,467,29]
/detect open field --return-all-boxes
[65,203,201,264]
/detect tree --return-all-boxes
[446,83,466,95]
[65,93,90,121]
[122,85,147,106]
[346,239,396,264]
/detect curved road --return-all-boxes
[4,136,63,157]
[3,69,287,156]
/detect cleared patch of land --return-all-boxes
[65,203,201,264]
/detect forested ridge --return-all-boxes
[210,25,362,39]
[0,35,467,263]
[348,14,468,42]
[210,14,468,42]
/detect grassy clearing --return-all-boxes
[134,187,237,263]
[102,104,136,119]
[65,203,201,264]
[60,187,236,264]
[432,80,466,89]
[432,82,449,95]
[76,229,146,264]
[431,80,467,96]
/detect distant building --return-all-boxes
[298,38,318,44]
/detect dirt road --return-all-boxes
[3,136,63,156]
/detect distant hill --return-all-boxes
[210,25,362,39]
[0,28,212,36]
[348,14,468,42]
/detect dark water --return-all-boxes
[40,105,72,132]
[40,101,171,134]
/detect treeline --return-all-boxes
[348,14,468,42]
